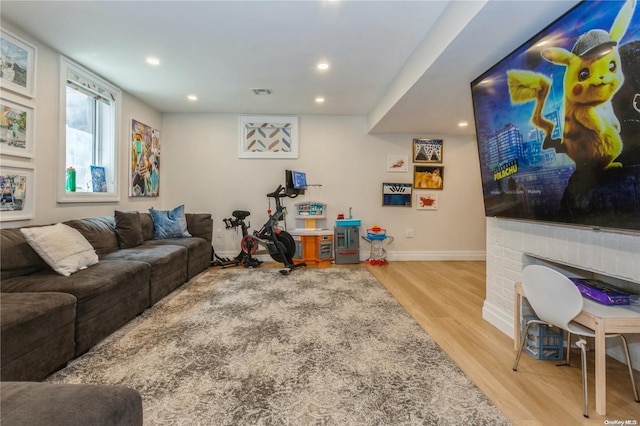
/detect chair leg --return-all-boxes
[576,338,589,418]
[618,334,640,402]
[565,332,572,366]
[513,321,533,371]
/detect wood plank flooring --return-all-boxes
[365,261,640,425]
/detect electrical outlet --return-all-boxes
[406,228,414,238]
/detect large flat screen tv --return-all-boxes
[471,0,640,232]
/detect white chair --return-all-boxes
[513,264,639,418]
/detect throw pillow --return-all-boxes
[114,210,144,248]
[149,205,191,239]
[20,223,99,277]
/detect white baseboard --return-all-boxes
[482,300,514,339]
[214,250,487,262]
[384,250,486,261]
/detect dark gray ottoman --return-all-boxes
[1,292,76,381]
[0,382,143,426]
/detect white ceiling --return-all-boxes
[1,0,579,135]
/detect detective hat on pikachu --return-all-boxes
[571,29,618,58]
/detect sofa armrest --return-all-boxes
[185,213,213,243]
[1,228,49,281]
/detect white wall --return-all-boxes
[483,217,640,368]
[0,22,163,228]
[160,113,487,259]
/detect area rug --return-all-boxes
[47,267,510,425]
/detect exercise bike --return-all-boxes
[218,184,306,275]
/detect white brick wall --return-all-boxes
[483,217,640,368]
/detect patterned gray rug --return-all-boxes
[48,267,510,425]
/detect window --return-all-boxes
[58,57,121,202]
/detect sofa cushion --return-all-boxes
[140,213,155,241]
[115,210,144,248]
[64,216,120,256]
[0,382,143,426]
[102,243,188,306]
[147,237,211,280]
[149,205,191,239]
[1,227,49,281]
[20,223,99,277]
[185,213,213,243]
[1,292,76,381]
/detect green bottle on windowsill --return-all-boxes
[66,167,76,192]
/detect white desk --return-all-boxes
[514,282,640,416]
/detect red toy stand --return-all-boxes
[361,225,394,266]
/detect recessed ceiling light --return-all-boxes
[146,57,160,66]
[315,97,325,103]
[187,94,198,101]
[317,62,329,71]
[458,121,469,127]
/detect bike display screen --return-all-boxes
[291,170,307,189]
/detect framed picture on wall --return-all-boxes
[0,162,34,221]
[130,119,160,197]
[239,115,299,159]
[386,155,409,172]
[0,30,37,98]
[414,165,444,190]
[382,182,412,207]
[415,192,439,210]
[0,96,35,158]
[413,138,443,163]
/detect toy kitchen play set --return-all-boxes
[290,204,361,265]
[285,171,361,265]
[334,209,361,265]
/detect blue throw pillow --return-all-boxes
[149,205,192,239]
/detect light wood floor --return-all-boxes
[364,261,640,425]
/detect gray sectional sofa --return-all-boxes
[0,210,213,425]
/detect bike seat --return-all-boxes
[232,210,251,220]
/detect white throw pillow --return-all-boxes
[20,223,99,276]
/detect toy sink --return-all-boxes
[336,218,361,227]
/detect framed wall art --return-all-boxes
[0,162,34,221]
[382,182,412,207]
[414,165,444,190]
[413,138,443,163]
[415,192,439,210]
[239,115,299,159]
[0,96,34,158]
[386,155,409,172]
[130,119,160,197]
[1,30,37,98]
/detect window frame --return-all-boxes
[57,57,121,203]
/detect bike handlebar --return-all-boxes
[266,185,285,198]
[266,184,299,199]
